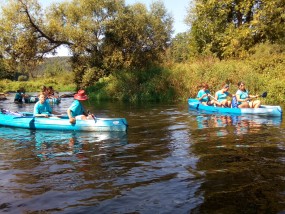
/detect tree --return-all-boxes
[0,0,71,78]
[103,1,173,69]
[186,0,285,58]
[170,32,192,63]
[0,0,173,88]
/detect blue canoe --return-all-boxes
[24,96,61,104]
[188,98,282,117]
[0,110,128,132]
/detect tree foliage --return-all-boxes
[186,0,285,58]
[170,32,192,63]
[0,0,173,88]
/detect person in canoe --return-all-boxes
[196,83,215,106]
[33,92,54,117]
[236,81,261,108]
[67,89,93,124]
[214,83,233,107]
[14,88,25,103]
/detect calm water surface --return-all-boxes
[0,93,285,213]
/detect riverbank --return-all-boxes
[2,44,285,105]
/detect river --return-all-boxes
[0,93,285,213]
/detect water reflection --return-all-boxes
[0,127,128,160]
[195,113,281,137]
[188,112,285,213]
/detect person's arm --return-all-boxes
[214,92,219,102]
[248,94,259,99]
[34,103,49,118]
[67,108,76,124]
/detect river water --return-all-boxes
[0,93,285,213]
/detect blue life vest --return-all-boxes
[231,96,238,108]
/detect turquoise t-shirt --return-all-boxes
[197,89,210,102]
[215,91,230,102]
[68,100,85,117]
[33,100,52,115]
[236,89,249,105]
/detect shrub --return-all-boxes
[18,75,28,81]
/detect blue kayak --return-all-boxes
[188,98,282,117]
[24,96,61,104]
[0,110,128,132]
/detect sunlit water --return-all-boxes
[0,93,285,213]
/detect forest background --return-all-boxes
[0,0,284,104]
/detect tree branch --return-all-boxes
[19,0,73,46]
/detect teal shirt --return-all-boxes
[33,100,52,115]
[197,89,210,102]
[236,89,249,105]
[215,91,230,102]
[14,92,23,102]
[68,100,85,117]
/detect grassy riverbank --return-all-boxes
[2,45,284,105]
[88,44,285,104]
[0,78,76,94]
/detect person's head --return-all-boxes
[41,85,47,92]
[222,83,229,91]
[74,89,88,101]
[38,92,46,104]
[238,81,246,90]
[201,83,209,90]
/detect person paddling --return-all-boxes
[196,83,215,106]
[67,90,93,124]
[214,83,232,107]
[236,81,261,108]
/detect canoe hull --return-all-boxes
[24,96,61,104]
[188,98,282,117]
[0,112,128,132]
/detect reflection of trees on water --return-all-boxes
[189,114,285,213]
[195,114,281,138]
[0,127,128,207]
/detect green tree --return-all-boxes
[186,0,285,58]
[0,0,69,77]
[0,0,173,88]
[170,32,192,63]
[104,1,173,70]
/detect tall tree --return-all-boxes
[170,32,192,63]
[103,1,173,69]
[0,0,173,88]
[186,0,285,58]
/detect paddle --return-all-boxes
[87,110,96,122]
[35,114,68,118]
[247,92,267,100]
[208,94,227,107]
[260,91,267,98]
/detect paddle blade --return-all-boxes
[261,92,267,98]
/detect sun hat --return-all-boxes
[74,90,88,101]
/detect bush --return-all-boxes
[18,75,28,81]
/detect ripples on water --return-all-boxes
[0,94,285,213]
